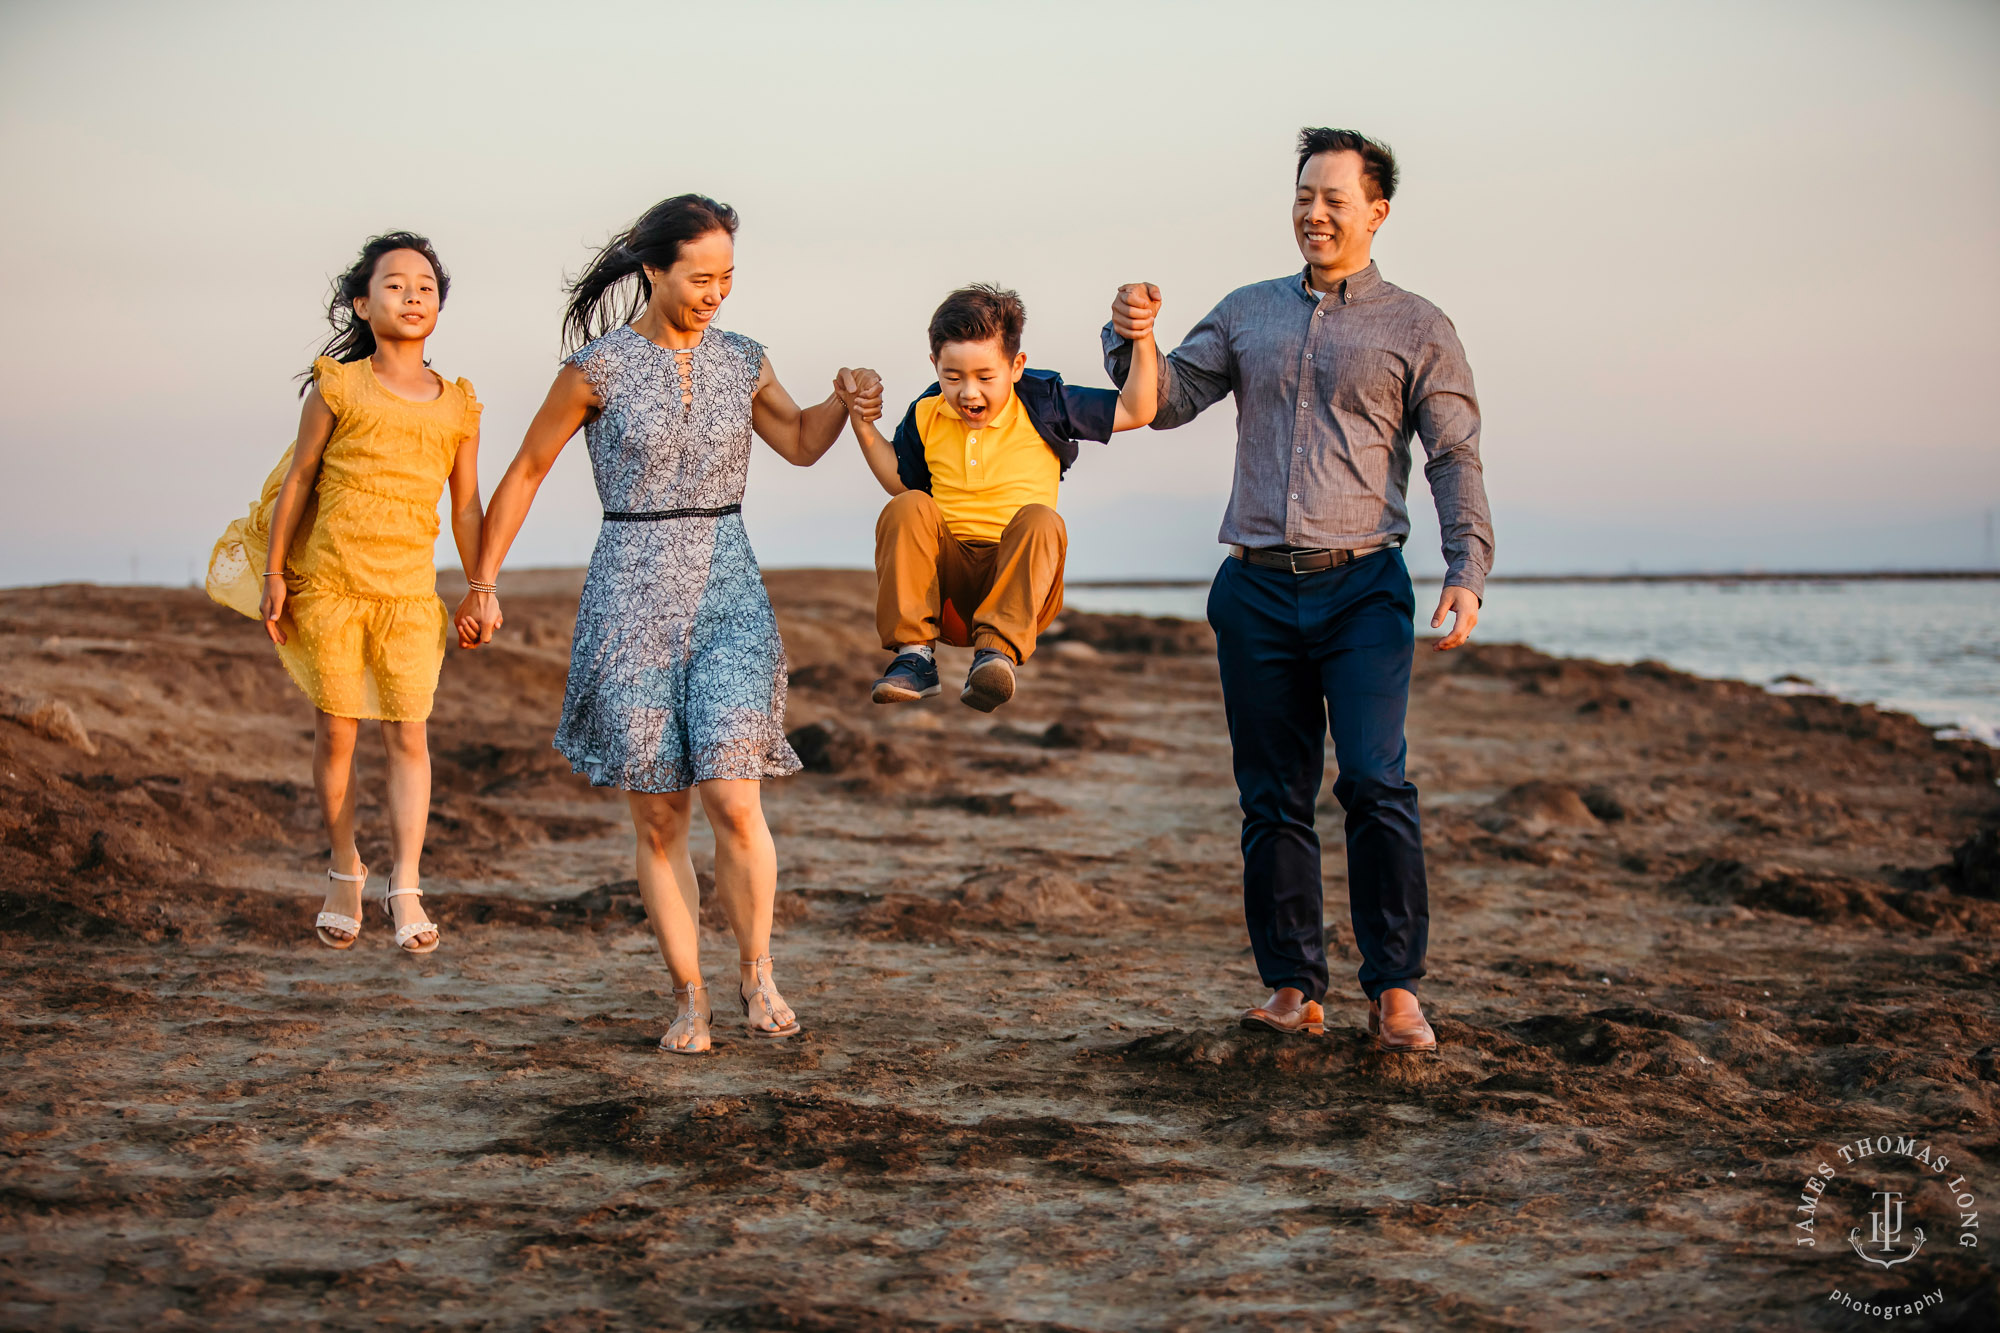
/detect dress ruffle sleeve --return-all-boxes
[312,356,349,415]
[455,379,482,438]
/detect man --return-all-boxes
[1103,128,1492,1052]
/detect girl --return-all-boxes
[457,195,881,1054]
[259,232,484,956]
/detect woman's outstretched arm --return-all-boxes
[455,366,597,646]
[259,386,338,645]
[751,356,878,465]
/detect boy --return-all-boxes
[848,283,1160,711]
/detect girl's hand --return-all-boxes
[260,577,288,645]
[454,590,503,648]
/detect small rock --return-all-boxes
[26,700,99,755]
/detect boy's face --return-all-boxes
[932,338,1026,425]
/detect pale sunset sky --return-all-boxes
[1,0,1995,585]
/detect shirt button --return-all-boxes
[1290,493,1299,500]
[969,458,979,466]
[968,434,978,443]
[1295,447,1303,453]
[1305,353,1313,361]
[1298,399,1307,408]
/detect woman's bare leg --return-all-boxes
[313,711,363,937]
[627,790,701,982]
[379,719,437,949]
[696,779,794,1029]
[628,790,709,1050]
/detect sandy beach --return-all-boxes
[1,568,1996,1331]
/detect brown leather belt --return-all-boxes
[1227,541,1399,574]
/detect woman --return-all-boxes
[459,194,881,1053]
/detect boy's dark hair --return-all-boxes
[1295,127,1398,203]
[929,283,1025,360]
[302,231,449,393]
[564,194,739,352]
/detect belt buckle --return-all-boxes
[1286,549,1312,575]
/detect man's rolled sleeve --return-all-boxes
[1101,301,1234,431]
[1409,320,1493,601]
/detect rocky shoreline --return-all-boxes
[1,569,1995,1330]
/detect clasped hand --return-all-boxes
[833,367,884,423]
[1111,282,1163,340]
[454,590,502,650]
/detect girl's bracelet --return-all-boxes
[263,572,285,579]
[466,579,498,594]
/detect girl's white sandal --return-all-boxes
[315,865,366,949]
[382,882,441,955]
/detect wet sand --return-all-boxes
[1,569,1996,1331]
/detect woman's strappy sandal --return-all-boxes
[315,865,366,950]
[381,878,441,955]
[740,955,801,1038]
[660,981,712,1055]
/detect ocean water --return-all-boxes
[1063,577,2000,746]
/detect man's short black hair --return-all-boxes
[1295,128,1398,203]
[929,283,1025,359]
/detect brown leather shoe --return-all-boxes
[1241,987,1325,1036]
[1367,989,1437,1054]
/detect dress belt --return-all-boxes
[1227,540,1400,574]
[602,504,742,522]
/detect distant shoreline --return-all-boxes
[1069,569,2000,589]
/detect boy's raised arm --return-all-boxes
[842,371,906,496]
[1110,283,1162,431]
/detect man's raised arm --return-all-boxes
[1101,283,1233,430]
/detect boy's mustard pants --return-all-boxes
[874,490,1066,664]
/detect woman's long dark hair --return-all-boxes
[563,195,738,352]
[299,231,450,393]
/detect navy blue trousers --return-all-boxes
[1205,549,1428,1003]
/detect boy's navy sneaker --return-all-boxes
[960,648,1017,713]
[872,651,941,704]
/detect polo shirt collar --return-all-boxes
[1298,261,1384,306]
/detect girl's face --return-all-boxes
[643,230,734,334]
[352,248,441,344]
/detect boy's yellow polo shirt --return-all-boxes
[917,391,1059,543]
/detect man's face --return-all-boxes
[1293,150,1390,275]
[932,338,1026,425]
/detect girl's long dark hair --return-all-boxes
[563,195,738,353]
[300,231,450,393]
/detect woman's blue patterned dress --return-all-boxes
[552,325,801,792]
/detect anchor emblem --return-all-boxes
[1849,1190,1925,1269]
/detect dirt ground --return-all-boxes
[1,568,1996,1332]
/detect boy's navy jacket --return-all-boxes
[890,369,1118,495]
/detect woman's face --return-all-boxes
[643,230,734,333]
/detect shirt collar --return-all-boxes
[1298,261,1384,306]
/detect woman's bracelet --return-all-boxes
[262,572,284,579]
[466,579,498,594]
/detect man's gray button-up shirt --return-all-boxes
[1104,262,1493,599]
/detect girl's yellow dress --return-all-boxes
[209,356,480,721]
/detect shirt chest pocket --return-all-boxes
[1322,345,1408,423]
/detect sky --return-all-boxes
[1,0,1996,587]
